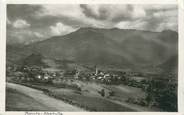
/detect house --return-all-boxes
[63,69,76,79]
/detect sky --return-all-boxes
[7,4,178,44]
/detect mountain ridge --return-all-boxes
[7,27,178,72]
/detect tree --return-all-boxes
[145,79,177,111]
[155,84,177,111]
[99,89,105,97]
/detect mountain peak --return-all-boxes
[7,27,178,72]
[73,27,102,35]
[77,27,100,32]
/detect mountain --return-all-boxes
[7,27,178,72]
[158,55,178,74]
[22,53,47,67]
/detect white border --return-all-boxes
[4,112,182,115]
[0,0,6,112]
[4,0,178,4]
[1,0,183,114]
[178,0,184,112]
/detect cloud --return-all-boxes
[7,30,35,44]
[7,4,178,44]
[144,5,177,13]
[115,20,147,30]
[7,29,47,45]
[115,15,177,32]
[80,4,109,20]
[39,5,83,19]
[12,19,30,29]
[79,4,147,23]
[7,5,43,20]
[50,22,77,36]
[114,5,177,32]
[132,5,146,19]
[34,32,44,38]
[29,4,178,31]
[38,4,107,28]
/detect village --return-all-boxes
[6,64,177,111]
[7,65,175,89]
[6,64,150,88]
[6,63,176,91]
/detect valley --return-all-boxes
[6,28,178,112]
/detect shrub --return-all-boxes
[109,91,115,96]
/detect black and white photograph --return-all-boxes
[6,4,178,112]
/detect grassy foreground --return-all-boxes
[13,82,136,111]
[6,87,51,111]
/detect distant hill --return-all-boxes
[158,55,178,74]
[6,44,29,65]
[22,53,47,67]
[6,27,178,72]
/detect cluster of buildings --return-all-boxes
[8,64,176,90]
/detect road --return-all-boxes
[6,82,85,111]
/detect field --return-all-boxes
[6,82,85,111]
[11,80,157,111]
[6,87,50,111]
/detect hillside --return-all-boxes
[22,53,47,67]
[7,28,178,72]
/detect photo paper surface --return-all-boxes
[5,4,178,112]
